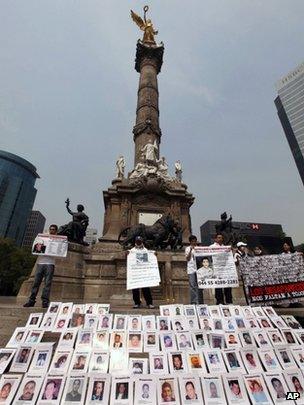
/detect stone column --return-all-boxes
[133,41,164,165]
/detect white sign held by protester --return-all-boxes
[127,250,160,290]
[194,246,239,289]
[32,234,68,258]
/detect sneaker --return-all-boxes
[23,302,35,307]
[147,304,155,309]
[133,304,140,309]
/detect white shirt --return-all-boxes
[185,246,197,275]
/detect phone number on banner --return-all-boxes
[198,279,239,288]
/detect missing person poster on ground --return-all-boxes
[32,234,68,257]
[239,253,304,305]
[127,250,160,290]
[194,247,239,289]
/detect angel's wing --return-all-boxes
[131,10,145,31]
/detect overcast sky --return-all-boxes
[1,0,304,243]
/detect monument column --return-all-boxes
[133,41,164,165]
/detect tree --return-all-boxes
[0,238,35,295]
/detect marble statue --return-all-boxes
[175,160,182,182]
[141,140,158,164]
[116,155,125,179]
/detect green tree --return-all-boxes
[0,238,35,295]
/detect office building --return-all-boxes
[275,61,304,185]
[22,210,46,248]
[0,150,39,246]
[200,220,292,254]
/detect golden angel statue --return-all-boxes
[131,6,158,44]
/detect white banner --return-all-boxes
[32,234,68,257]
[127,251,160,290]
[194,246,239,289]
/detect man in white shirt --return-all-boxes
[129,236,155,309]
[210,233,233,305]
[185,235,204,304]
[23,224,59,308]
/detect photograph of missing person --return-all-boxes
[168,352,187,373]
[54,316,69,331]
[14,374,44,405]
[275,348,297,369]
[97,304,110,315]
[25,330,44,344]
[185,317,199,330]
[184,305,196,317]
[192,332,207,350]
[58,329,78,348]
[32,239,46,254]
[281,315,302,329]
[176,332,193,350]
[0,374,23,404]
[60,303,73,316]
[160,332,177,351]
[149,352,168,374]
[172,317,186,331]
[157,316,171,331]
[284,370,304,404]
[258,349,281,371]
[69,351,90,373]
[264,373,289,403]
[0,349,15,374]
[282,329,298,345]
[93,331,109,350]
[253,331,271,348]
[187,352,206,373]
[128,316,142,331]
[178,375,203,403]
[172,305,184,317]
[26,313,43,329]
[29,344,53,374]
[41,313,57,331]
[199,317,214,331]
[129,358,148,375]
[86,375,110,404]
[223,374,248,405]
[72,304,84,315]
[38,375,65,403]
[202,377,226,404]
[76,330,93,347]
[114,315,128,330]
[127,332,143,352]
[223,350,246,373]
[84,315,99,330]
[213,318,223,330]
[142,315,156,331]
[240,350,263,373]
[98,314,113,330]
[85,303,98,315]
[292,347,304,370]
[71,313,85,328]
[225,332,241,348]
[243,374,272,405]
[205,349,226,373]
[110,377,133,404]
[158,377,178,404]
[144,332,159,352]
[196,256,214,286]
[6,327,27,348]
[221,306,232,318]
[210,333,225,349]
[134,377,157,405]
[89,351,109,372]
[159,305,172,317]
[62,375,87,404]
[47,302,61,314]
[110,332,126,350]
[239,330,255,347]
[196,305,210,317]
[10,345,34,373]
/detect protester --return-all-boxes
[253,246,263,256]
[234,242,248,265]
[282,242,295,254]
[210,233,232,304]
[185,235,204,305]
[128,236,154,309]
[23,224,59,308]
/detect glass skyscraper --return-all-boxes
[275,61,304,186]
[0,150,39,246]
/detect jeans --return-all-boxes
[188,273,204,304]
[29,264,55,305]
[132,288,153,305]
[215,287,232,305]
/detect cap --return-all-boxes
[237,242,247,248]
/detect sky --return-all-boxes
[1,0,304,244]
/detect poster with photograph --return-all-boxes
[157,316,171,331]
[266,329,286,346]
[295,330,304,345]
[258,348,281,372]
[10,345,35,373]
[239,330,255,348]
[53,316,70,331]
[223,318,237,332]
[88,351,109,373]
[142,316,156,331]
[194,246,239,289]
[157,376,179,405]
[58,329,78,348]
[222,349,246,374]
[134,376,157,405]
[284,368,304,405]
[47,302,62,314]
[281,314,302,329]
[199,317,214,331]
[168,352,188,373]
[71,313,85,329]
[85,304,98,315]
[149,352,169,374]
[108,350,128,374]
[98,314,113,330]
[68,350,91,374]
[225,332,241,348]
[129,358,148,375]
[171,317,187,332]
[97,304,110,315]
[128,316,142,331]
[191,332,208,350]
[159,305,173,317]
[0,349,15,375]
[60,303,73,317]
[113,315,128,331]
[213,318,224,331]
[184,305,197,317]
[76,330,93,348]
[61,374,87,405]
[240,252,304,305]
[25,330,44,345]
[204,349,226,374]
[186,352,207,373]
[209,306,221,318]
[253,331,271,348]
[25,313,43,329]
[245,318,261,330]
[72,304,84,315]
[84,315,99,330]
[209,333,225,349]
[258,317,272,329]
[28,344,53,375]
[264,372,289,404]
[196,304,210,317]
[37,374,65,404]
[6,327,27,348]
[86,374,110,405]
[143,332,159,352]
[32,234,68,257]
[160,332,177,352]
[240,350,263,373]
[127,332,143,353]
[292,347,304,370]
[14,374,44,405]
[184,317,199,330]
[127,250,160,290]
[41,313,57,331]
[92,331,109,350]
[110,332,126,350]
[110,375,133,405]
[176,331,193,350]
[49,349,73,374]
[178,374,203,404]
[222,373,250,405]
[281,328,298,345]
[275,347,297,369]
[243,374,273,405]
[0,373,23,405]
[201,375,227,405]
